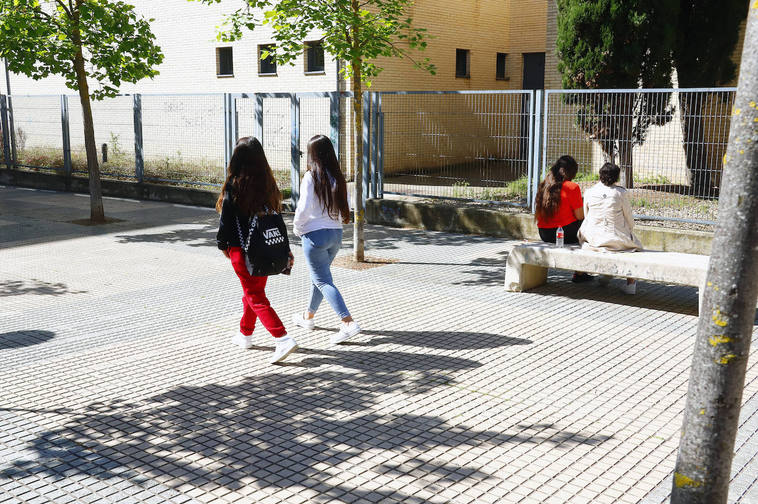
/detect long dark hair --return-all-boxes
[535,155,579,222]
[216,136,282,215]
[306,135,350,224]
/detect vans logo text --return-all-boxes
[263,228,282,240]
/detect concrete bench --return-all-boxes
[504,242,709,308]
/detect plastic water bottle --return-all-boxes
[556,226,565,247]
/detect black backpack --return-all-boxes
[236,210,290,276]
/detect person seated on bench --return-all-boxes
[535,155,591,283]
[578,162,643,295]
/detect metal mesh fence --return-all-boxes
[0,89,736,227]
[299,96,332,172]
[339,96,355,182]
[141,94,226,186]
[68,95,135,179]
[542,88,735,224]
[378,91,533,206]
[8,96,63,173]
[261,97,292,193]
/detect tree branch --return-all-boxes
[28,4,66,32]
[55,0,72,17]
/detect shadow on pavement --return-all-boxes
[0,330,55,350]
[530,272,700,316]
[360,225,504,250]
[0,280,87,297]
[115,224,218,248]
[0,368,612,501]
[0,187,218,250]
[358,330,531,350]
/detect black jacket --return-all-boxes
[216,191,246,250]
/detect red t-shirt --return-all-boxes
[537,180,583,228]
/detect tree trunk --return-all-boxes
[679,92,713,197]
[350,0,364,262]
[671,7,758,503]
[72,12,105,223]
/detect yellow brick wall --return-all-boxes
[348,0,547,177]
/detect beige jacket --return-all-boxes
[578,183,642,252]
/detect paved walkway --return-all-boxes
[0,185,756,504]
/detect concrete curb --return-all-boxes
[366,198,714,255]
[1,169,713,255]
[0,169,296,211]
[0,169,219,207]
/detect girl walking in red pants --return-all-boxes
[216,137,297,364]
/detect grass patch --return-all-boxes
[634,173,672,185]
[449,176,529,202]
[11,145,295,192]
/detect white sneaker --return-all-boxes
[231,332,254,349]
[621,280,637,295]
[597,275,611,287]
[292,312,315,330]
[270,335,298,364]
[331,321,361,345]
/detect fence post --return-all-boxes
[370,92,379,199]
[255,93,263,144]
[60,95,72,177]
[536,90,551,213]
[529,90,543,212]
[223,93,236,171]
[290,94,301,205]
[133,94,144,183]
[7,93,16,168]
[377,94,384,199]
[330,91,339,160]
[0,95,10,169]
[362,92,370,203]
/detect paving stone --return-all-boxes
[0,187,756,503]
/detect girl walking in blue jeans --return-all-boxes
[291,135,361,344]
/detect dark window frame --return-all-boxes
[455,48,470,79]
[216,47,234,77]
[258,44,277,75]
[496,52,507,80]
[305,41,325,74]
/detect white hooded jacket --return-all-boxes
[578,182,642,252]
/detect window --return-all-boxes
[258,44,277,75]
[455,49,470,78]
[216,47,233,77]
[305,41,325,73]
[496,53,507,80]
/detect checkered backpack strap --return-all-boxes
[235,214,258,253]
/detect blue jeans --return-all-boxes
[302,228,350,319]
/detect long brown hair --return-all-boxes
[216,136,282,215]
[534,155,579,222]
[306,135,350,224]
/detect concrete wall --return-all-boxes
[366,198,714,255]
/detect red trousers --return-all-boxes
[228,247,287,338]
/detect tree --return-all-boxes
[555,0,677,187]
[671,3,758,502]
[673,0,748,196]
[0,0,163,222]
[190,0,434,261]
